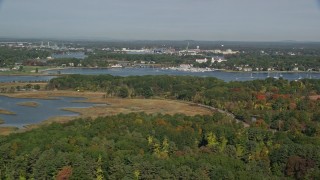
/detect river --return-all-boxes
[1,68,319,83]
[0,96,97,128]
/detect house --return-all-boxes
[211,56,227,63]
[68,63,74,67]
[195,58,208,63]
[243,67,253,72]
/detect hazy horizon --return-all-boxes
[0,0,320,41]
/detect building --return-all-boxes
[178,50,197,56]
[117,48,153,55]
[211,56,227,63]
[243,67,253,72]
[196,58,208,63]
[212,49,239,55]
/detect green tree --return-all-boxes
[95,155,104,180]
[118,87,129,98]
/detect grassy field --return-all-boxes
[0,127,19,136]
[17,101,39,107]
[0,109,16,115]
[64,98,212,118]
[0,110,18,135]
[0,90,214,135]
[0,82,47,89]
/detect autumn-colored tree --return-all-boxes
[56,166,73,180]
[286,156,316,179]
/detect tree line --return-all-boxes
[0,47,50,67]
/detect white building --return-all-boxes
[68,63,74,67]
[212,49,239,55]
[196,58,208,63]
[223,49,239,55]
[243,67,253,72]
[178,50,197,56]
[213,49,222,54]
[211,57,227,63]
[293,67,299,71]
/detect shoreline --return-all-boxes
[0,73,59,77]
[221,70,320,73]
[0,109,16,115]
[0,90,214,135]
[1,66,320,76]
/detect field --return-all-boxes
[64,98,212,117]
[0,127,19,136]
[17,101,39,107]
[0,82,47,89]
[0,109,16,115]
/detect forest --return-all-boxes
[1,112,319,179]
[86,51,200,66]
[0,75,304,179]
[1,75,320,179]
[0,47,50,67]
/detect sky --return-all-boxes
[0,0,319,41]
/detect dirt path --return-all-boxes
[196,104,250,128]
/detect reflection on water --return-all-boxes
[1,68,320,83]
[44,68,320,82]
[0,96,96,128]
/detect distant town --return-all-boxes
[1,40,320,73]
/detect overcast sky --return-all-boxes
[0,0,319,41]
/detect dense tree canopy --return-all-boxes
[1,113,319,179]
[87,51,201,66]
[214,54,320,71]
[0,47,50,67]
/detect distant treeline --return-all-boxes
[210,54,320,71]
[0,47,50,67]
[87,51,201,65]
